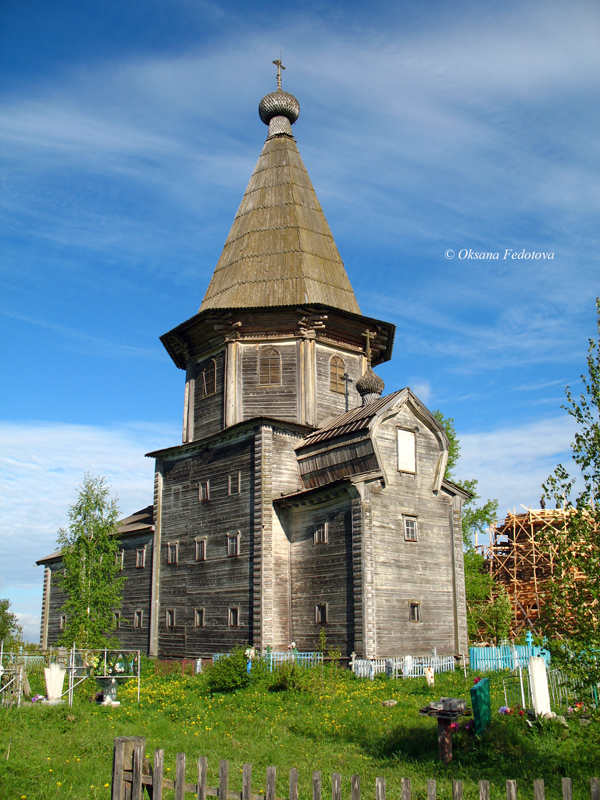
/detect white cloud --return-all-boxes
[457,415,576,518]
[0,420,178,642]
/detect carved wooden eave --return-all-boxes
[160,304,395,370]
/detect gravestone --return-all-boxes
[530,656,551,715]
[470,678,491,736]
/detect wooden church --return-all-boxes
[38,67,469,660]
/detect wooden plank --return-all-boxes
[266,766,276,800]
[591,778,600,800]
[506,781,517,800]
[479,781,490,800]
[401,778,411,800]
[313,771,322,800]
[533,780,545,800]
[153,749,164,800]
[562,779,572,800]
[220,761,229,800]
[332,773,342,800]
[131,743,145,800]
[243,764,252,800]
[452,782,462,800]
[111,738,125,800]
[197,756,208,800]
[376,777,386,800]
[175,752,186,800]
[427,780,436,800]
[289,769,299,800]
[351,775,360,800]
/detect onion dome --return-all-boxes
[259,58,300,138]
[357,367,385,407]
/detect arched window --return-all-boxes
[259,347,281,386]
[330,356,346,394]
[200,358,217,398]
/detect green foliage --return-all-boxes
[317,626,327,654]
[540,298,600,683]
[464,550,513,644]
[0,598,23,648]
[207,648,252,693]
[56,474,125,649]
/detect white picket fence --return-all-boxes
[351,654,455,679]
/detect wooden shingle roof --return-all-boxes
[200,135,361,314]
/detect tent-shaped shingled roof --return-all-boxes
[199,80,361,315]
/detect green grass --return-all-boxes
[1,664,598,800]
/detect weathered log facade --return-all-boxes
[37,74,469,659]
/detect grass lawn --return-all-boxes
[0,662,598,800]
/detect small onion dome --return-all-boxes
[357,367,385,406]
[259,89,300,138]
[259,89,300,125]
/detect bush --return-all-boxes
[206,648,251,693]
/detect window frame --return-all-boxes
[228,471,241,496]
[194,607,205,628]
[313,521,328,545]
[408,601,422,623]
[228,607,240,627]
[397,428,417,474]
[403,516,418,542]
[134,609,143,629]
[315,603,329,624]
[167,541,179,565]
[258,347,282,387]
[199,480,210,502]
[227,532,240,558]
[116,550,124,570]
[135,546,146,569]
[59,614,67,631]
[165,609,176,629]
[114,610,121,629]
[195,537,207,562]
[329,355,346,394]
[200,358,217,398]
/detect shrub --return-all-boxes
[207,647,251,693]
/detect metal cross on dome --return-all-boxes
[273,57,285,89]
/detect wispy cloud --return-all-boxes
[457,415,576,516]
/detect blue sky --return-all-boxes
[1,0,598,641]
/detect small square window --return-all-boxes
[194,608,205,628]
[409,602,421,623]
[167,542,179,565]
[116,550,124,570]
[114,611,121,629]
[404,517,418,542]
[59,614,67,631]
[195,537,207,562]
[134,610,143,629]
[228,471,241,496]
[313,522,328,545]
[136,547,146,568]
[228,607,239,627]
[199,480,210,502]
[315,603,328,624]
[227,533,240,557]
[166,609,176,628]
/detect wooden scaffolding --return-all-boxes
[479,508,568,635]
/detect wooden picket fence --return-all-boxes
[111,737,599,800]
